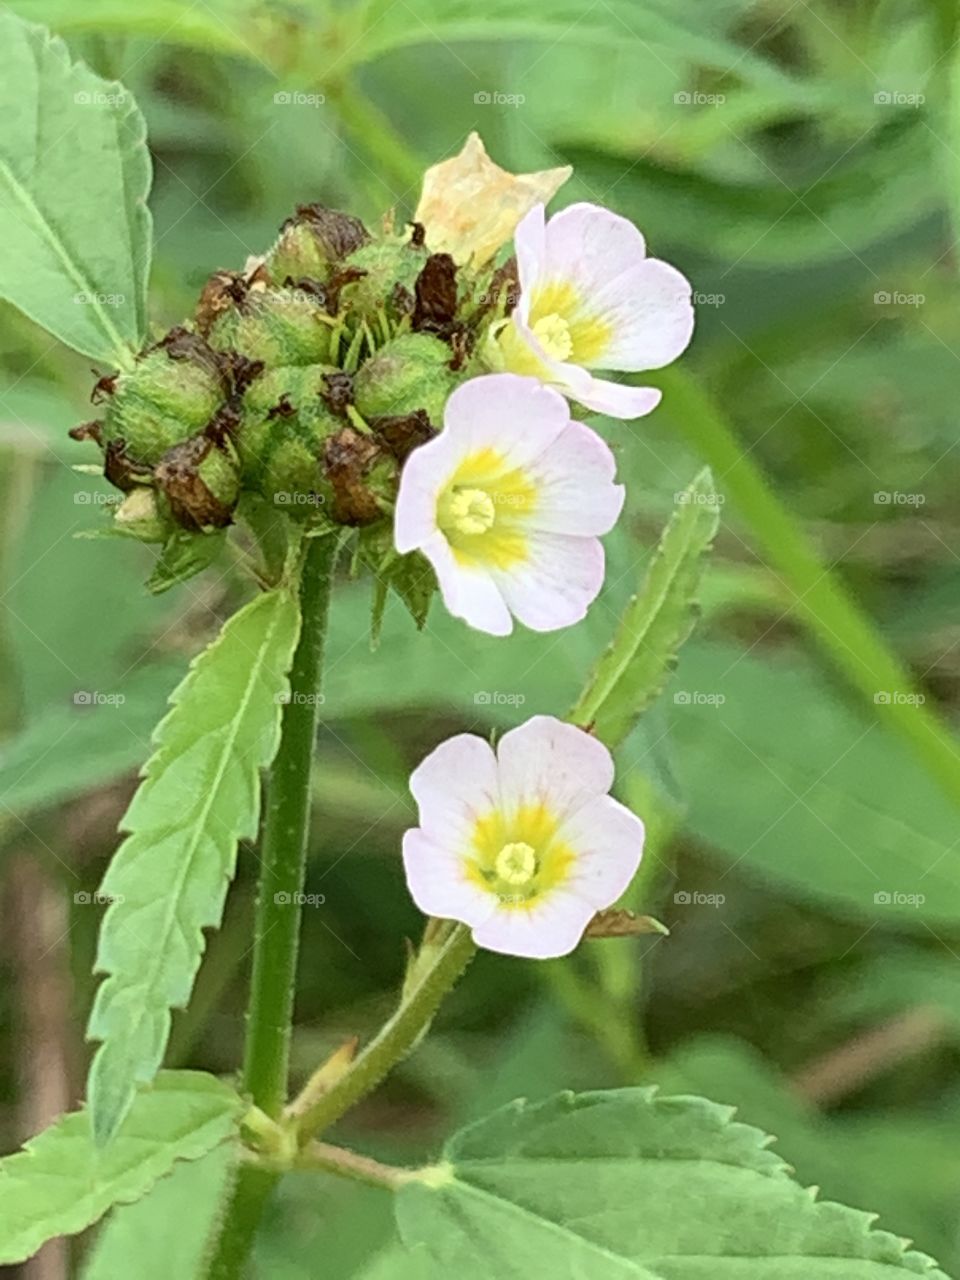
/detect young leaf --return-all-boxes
[0,13,152,363]
[86,586,301,1145]
[396,1088,949,1278]
[0,1071,241,1266]
[571,467,718,747]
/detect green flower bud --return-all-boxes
[206,287,332,367]
[101,330,225,467]
[353,333,457,423]
[267,204,370,283]
[338,240,426,326]
[112,487,171,543]
[154,433,240,532]
[237,365,342,515]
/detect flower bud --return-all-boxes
[337,240,427,326]
[206,287,331,367]
[112,486,171,542]
[237,365,342,514]
[154,434,240,531]
[353,333,457,423]
[267,204,370,282]
[101,330,225,467]
[324,426,397,526]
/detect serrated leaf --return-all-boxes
[86,587,301,1145]
[0,12,152,362]
[397,1088,949,1278]
[571,467,718,747]
[81,1144,237,1280]
[0,1071,241,1266]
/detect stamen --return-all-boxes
[532,313,573,361]
[441,487,496,536]
[495,841,537,886]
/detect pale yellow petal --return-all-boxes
[415,132,571,266]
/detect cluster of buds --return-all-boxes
[72,134,694,632]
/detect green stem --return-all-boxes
[657,366,960,809]
[325,79,423,198]
[293,922,476,1143]
[243,535,339,1113]
[297,1141,416,1190]
[205,535,338,1280]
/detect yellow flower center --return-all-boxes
[440,486,496,536]
[494,841,537,886]
[465,804,575,908]
[531,313,572,361]
[436,447,535,569]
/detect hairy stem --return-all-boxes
[205,534,338,1280]
[293,922,476,1143]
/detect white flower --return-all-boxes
[491,201,695,419]
[394,373,624,636]
[402,716,645,959]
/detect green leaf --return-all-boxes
[0,664,180,819]
[571,467,718,747]
[397,1088,949,1278]
[671,643,960,925]
[81,1145,237,1280]
[0,1070,241,1266]
[86,587,302,1145]
[0,12,152,363]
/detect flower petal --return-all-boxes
[558,795,645,909]
[566,374,662,420]
[409,731,500,845]
[525,420,624,536]
[541,202,648,295]
[471,889,595,959]
[442,373,570,468]
[402,829,497,927]
[492,532,605,631]
[421,532,513,636]
[496,715,615,821]
[590,258,694,371]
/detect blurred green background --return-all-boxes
[4,0,960,1275]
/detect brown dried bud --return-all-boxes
[372,409,435,462]
[154,435,237,531]
[323,426,392,526]
[412,253,458,336]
